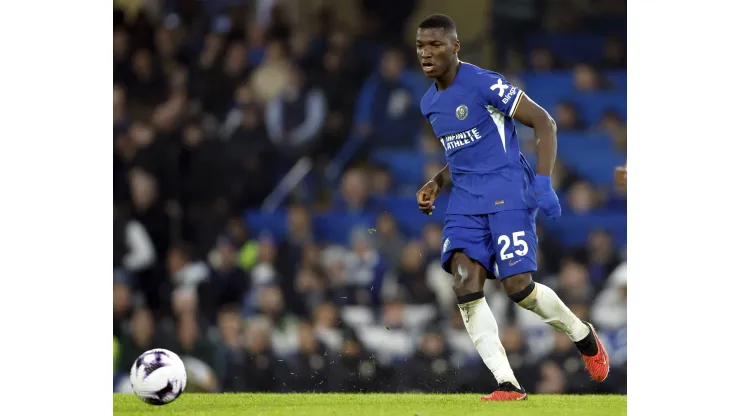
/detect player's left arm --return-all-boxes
[511,94,557,176]
[479,74,557,176]
[480,73,561,217]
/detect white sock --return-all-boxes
[517,283,590,342]
[458,296,521,389]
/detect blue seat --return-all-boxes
[520,71,576,99]
[571,92,627,125]
[376,194,448,238]
[526,34,606,64]
[542,210,627,248]
[243,210,287,240]
[371,150,428,187]
[313,213,377,245]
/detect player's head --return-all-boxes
[416,14,460,79]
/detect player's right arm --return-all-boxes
[417,164,450,215]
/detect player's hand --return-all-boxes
[534,175,562,218]
[417,180,441,215]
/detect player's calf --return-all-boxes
[504,273,608,380]
[449,251,522,390]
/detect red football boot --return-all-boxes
[480,382,528,401]
[581,322,610,382]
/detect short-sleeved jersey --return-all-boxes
[420,62,537,215]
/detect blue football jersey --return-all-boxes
[420,62,537,215]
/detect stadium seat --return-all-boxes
[526,34,606,64]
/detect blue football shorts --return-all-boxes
[440,208,538,280]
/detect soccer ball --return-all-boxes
[130,348,187,405]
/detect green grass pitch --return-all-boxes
[113,393,627,415]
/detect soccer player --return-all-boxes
[414,15,610,401]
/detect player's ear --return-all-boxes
[453,40,460,54]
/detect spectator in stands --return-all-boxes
[114,205,156,277]
[369,164,394,198]
[312,301,343,350]
[250,40,293,105]
[203,41,252,121]
[113,272,133,338]
[276,205,314,310]
[222,217,259,272]
[551,257,594,305]
[353,48,426,154]
[596,108,627,151]
[249,233,280,287]
[528,46,558,71]
[168,242,210,316]
[173,312,218,369]
[222,102,278,210]
[294,265,328,315]
[328,328,384,392]
[343,227,386,305]
[599,36,627,69]
[536,361,567,394]
[374,213,407,273]
[397,241,437,305]
[381,298,406,330]
[499,326,538,391]
[128,48,167,109]
[573,63,612,91]
[178,121,232,256]
[117,308,170,373]
[265,66,328,160]
[399,326,456,393]
[317,48,362,157]
[540,331,592,393]
[553,101,587,131]
[113,84,128,127]
[254,284,297,332]
[421,223,443,264]
[550,159,580,193]
[214,305,247,392]
[334,168,376,214]
[578,229,622,289]
[198,237,249,324]
[592,262,627,331]
[242,317,281,392]
[566,180,600,214]
[284,321,330,392]
[114,28,132,85]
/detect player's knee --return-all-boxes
[450,252,483,296]
[503,273,535,305]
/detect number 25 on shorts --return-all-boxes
[498,231,528,260]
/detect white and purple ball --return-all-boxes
[129,348,187,405]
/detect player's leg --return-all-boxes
[490,209,610,382]
[441,215,526,401]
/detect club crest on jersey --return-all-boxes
[455,105,468,120]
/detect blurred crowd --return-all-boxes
[113,0,627,395]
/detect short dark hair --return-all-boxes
[418,14,457,33]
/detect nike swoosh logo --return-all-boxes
[509,259,522,266]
